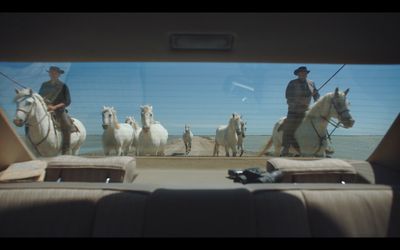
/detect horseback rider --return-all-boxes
[281,66,320,156]
[38,66,72,155]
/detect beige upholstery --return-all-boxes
[266,158,357,183]
[0,160,46,183]
[0,183,398,237]
[44,155,137,183]
[0,187,147,237]
[253,190,311,237]
[303,189,400,237]
[143,189,256,237]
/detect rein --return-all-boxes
[21,94,54,155]
[310,118,327,155]
[310,96,348,155]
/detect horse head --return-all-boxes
[184,124,190,133]
[331,87,355,128]
[230,113,242,136]
[13,88,35,127]
[125,116,139,130]
[240,120,247,138]
[140,105,153,133]
[125,116,135,126]
[102,106,116,129]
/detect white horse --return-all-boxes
[259,88,355,157]
[213,113,242,157]
[13,88,86,156]
[101,106,134,156]
[125,116,142,153]
[237,120,247,157]
[137,105,168,156]
[182,124,193,156]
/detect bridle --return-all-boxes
[16,94,53,155]
[16,96,35,125]
[310,95,350,155]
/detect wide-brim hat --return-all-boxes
[47,66,64,74]
[294,66,310,75]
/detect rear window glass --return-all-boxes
[1,62,398,160]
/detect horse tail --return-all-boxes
[258,137,273,156]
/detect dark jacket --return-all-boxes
[285,78,319,112]
[39,79,71,112]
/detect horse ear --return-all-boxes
[344,88,350,96]
[15,88,19,94]
[232,113,235,118]
[334,87,339,97]
[29,88,33,95]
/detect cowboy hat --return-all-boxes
[294,66,310,75]
[47,66,65,74]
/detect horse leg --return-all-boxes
[104,146,110,156]
[232,146,237,157]
[157,146,165,156]
[213,143,218,156]
[225,146,230,157]
[72,146,80,155]
[136,147,140,156]
[117,146,123,156]
[124,145,129,156]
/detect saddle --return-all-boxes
[51,113,79,133]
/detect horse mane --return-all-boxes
[32,93,47,109]
[141,105,152,113]
[13,92,27,102]
[111,109,120,129]
[228,113,241,129]
[305,92,334,119]
[231,113,241,121]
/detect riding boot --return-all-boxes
[281,130,291,157]
[58,110,72,155]
[61,130,71,155]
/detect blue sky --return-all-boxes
[0,62,399,135]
